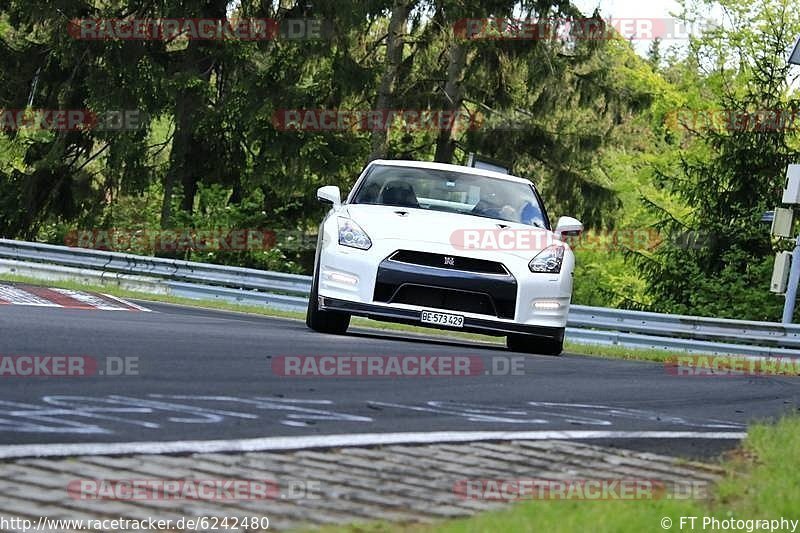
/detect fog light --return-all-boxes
[324,270,359,286]
[533,301,561,311]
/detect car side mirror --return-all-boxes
[555,216,583,237]
[317,186,341,207]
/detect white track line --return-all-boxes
[101,292,152,312]
[0,430,748,459]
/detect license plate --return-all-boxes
[420,310,464,328]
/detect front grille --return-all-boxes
[389,250,508,275]
[388,284,501,317]
[375,251,518,320]
[374,282,516,319]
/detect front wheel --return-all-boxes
[506,331,564,356]
[306,260,351,335]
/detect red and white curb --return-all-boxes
[0,284,150,312]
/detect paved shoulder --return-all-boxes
[0,440,724,531]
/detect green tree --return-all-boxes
[632,0,800,320]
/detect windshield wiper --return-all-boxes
[461,210,545,228]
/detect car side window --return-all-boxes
[357,182,381,204]
[520,201,545,227]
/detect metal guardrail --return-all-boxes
[0,238,798,355]
[568,306,800,349]
[0,238,311,296]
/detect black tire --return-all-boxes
[306,249,351,335]
[506,332,564,356]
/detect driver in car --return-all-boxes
[473,188,545,227]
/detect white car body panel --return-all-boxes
[314,160,576,335]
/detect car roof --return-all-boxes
[368,159,535,186]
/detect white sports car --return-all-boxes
[306,159,583,355]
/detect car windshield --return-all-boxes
[351,165,548,228]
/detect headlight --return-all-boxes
[529,245,564,273]
[338,217,372,250]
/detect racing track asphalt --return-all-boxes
[0,299,798,459]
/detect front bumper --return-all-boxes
[317,213,573,331]
[318,245,572,330]
[319,296,565,340]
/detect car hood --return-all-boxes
[342,204,561,257]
